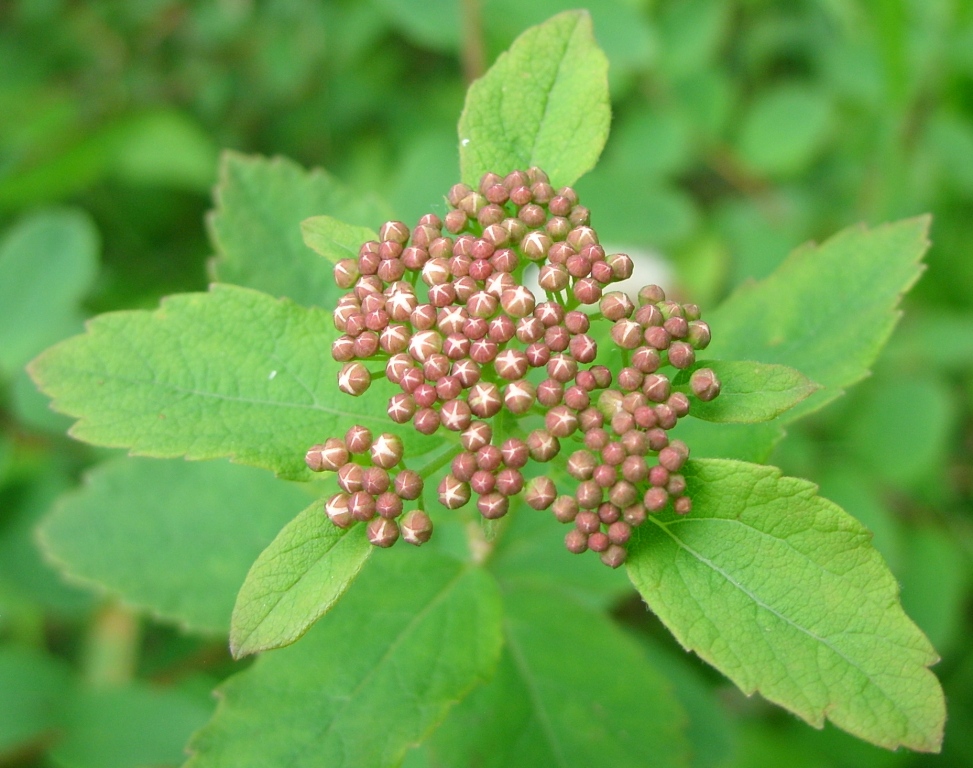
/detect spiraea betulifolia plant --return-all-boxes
[28,10,946,767]
[310,166,722,569]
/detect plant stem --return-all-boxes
[81,601,140,688]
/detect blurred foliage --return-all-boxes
[1,0,971,765]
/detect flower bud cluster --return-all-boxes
[305,425,433,548]
[307,169,720,565]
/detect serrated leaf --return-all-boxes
[230,502,372,657]
[706,218,929,421]
[458,11,610,188]
[301,215,377,264]
[426,585,689,768]
[627,459,945,753]
[679,360,819,423]
[29,284,435,480]
[209,153,389,307]
[186,552,503,768]
[38,457,309,634]
[0,208,98,376]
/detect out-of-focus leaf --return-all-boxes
[38,457,310,634]
[899,526,970,657]
[49,682,212,768]
[0,208,98,376]
[0,645,71,757]
[736,86,833,177]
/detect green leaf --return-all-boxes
[38,457,310,634]
[669,418,783,464]
[899,526,969,657]
[301,215,377,265]
[51,681,212,768]
[458,11,610,188]
[426,584,689,768]
[186,552,503,768]
[0,208,98,376]
[680,360,819,423]
[736,85,833,177]
[0,645,71,757]
[487,499,630,611]
[230,502,373,657]
[209,153,389,308]
[29,284,434,480]
[627,459,945,753]
[707,218,929,421]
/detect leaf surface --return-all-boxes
[458,11,610,187]
[681,360,819,423]
[209,153,388,307]
[626,458,945,753]
[38,457,309,633]
[186,552,503,768]
[706,218,929,420]
[230,503,372,657]
[301,215,377,264]
[427,585,689,768]
[29,284,433,479]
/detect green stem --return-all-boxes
[82,601,140,688]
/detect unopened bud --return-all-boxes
[525,476,557,510]
[690,368,721,401]
[367,517,399,548]
[400,510,433,545]
[337,362,371,396]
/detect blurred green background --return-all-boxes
[1,1,972,766]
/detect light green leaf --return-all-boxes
[209,152,389,307]
[426,584,689,768]
[459,11,610,188]
[29,284,435,480]
[301,215,377,265]
[706,218,929,421]
[186,552,503,768]
[0,208,98,376]
[0,645,71,756]
[38,457,310,634]
[627,459,945,753]
[230,503,372,657]
[680,360,819,423]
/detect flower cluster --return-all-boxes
[307,168,721,565]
